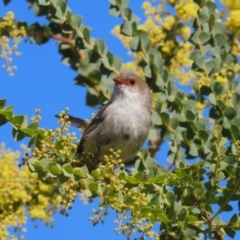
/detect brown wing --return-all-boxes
[55,114,88,129]
[77,104,107,154]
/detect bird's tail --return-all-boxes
[55,114,88,129]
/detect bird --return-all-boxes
[56,73,152,164]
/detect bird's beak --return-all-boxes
[113,77,123,85]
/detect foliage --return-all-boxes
[1,0,240,239]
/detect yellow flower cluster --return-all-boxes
[221,0,240,10]
[219,89,234,107]
[0,36,21,76]
[0,12,25,76]
[232,39,240,56]
[33,109,78,161]
[0,144,61,238]
[112,1,196,85]
[221,1,240,59]
[162,16,175,30]
[196,72,211,88]
[195,102,205,111]
[175,0,199,20]
[0,11,26,36]
[224,10,240,31]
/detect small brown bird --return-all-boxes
[56,73,152,163]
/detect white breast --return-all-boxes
[83,85,151,162]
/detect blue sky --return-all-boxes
[0,0,237,239]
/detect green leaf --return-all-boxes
[202,44,211,55]
[0,115,7,126]
[224,53,234,65]
[126,176,138,184]
[121,8,132,21]
[152,210,170,223]
[222,204,233,212]
[185,110,195,121]
[134,172,144,182]
[224,107,237,120]
[215,33,228,47]
[138,30,150,51]
[213,82,224,95]
[231,125,239,139]
[189,143,198,157]
[75,37,85,49]
[48,162,62,175]
[225,228,236,238]
[73,166,88,181]
[199,32,210,44]
[11,115,27,127]
[212,58,221,71]
[119,0,130,9]
[28,134,40,148]
[109,5,120,17]
[216,172,225,181]
[229,214,240,226]
[160,112,169,124]
[206,1,216,13]
[3,0,11,5]
[198,130,209,142]
[91,169,101,179]
[205,60,214,74]
[12,128,25,141]
[186,215,198,223]
[190,31,200,45]
[140,208,155,223]
[195,56,205,69]
[112,56,122,71]
[209,106,221,119]
[39,158,50,169]
[74,166,89,177]
[27,122,39,130]
[213,22,224,33]
[62,163,73,177]
[0,99,6,109]
[120,22,136,36]
[71,14,82,28]
[21,128,34,136]
[209,93,216,105]
[169,118,178,130]
[83,27,90,40]
[199,13,208,24]
[55,6,64,20]
[38,0,50,6]
[88,183,99,192]
[129,36,140,52]
[151,111,161,125]
[212,46,220,57]
[189,49,201,62]
[58,174,70,183]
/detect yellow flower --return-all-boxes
[180,26,191,38]
[142,1,152,10]
[195,102,205,111]
[163,16,175,30]
[216,76,228,83]
[221,0,240,10]
[226,10,240,29]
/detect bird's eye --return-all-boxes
[129,79,135,85]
